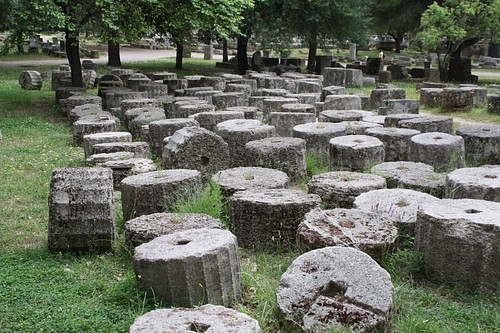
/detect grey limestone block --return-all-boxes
[324,94,362,110]
[308,171,386,209]
[121,169,203,221]
[293,122,348,160]
[371,161,445,198]
[399,115,453,134]
[277,246,394,333]
[419,88,443,108]
[120,98,160,121]
[244,137,307,181]
[340,120,383,135]
[82,131,132,159]
[86,151,136,165]
[191,111,245,132]
[125,212,224,251]
[329,135,385,172]
[129,304,260,333]
[138,82,169,98]
[409,132,464,172]
[366,127,421,162]
[72,118,118,146]
[229,189,320,250]
[441,88,474,112]
[48,167,115,252]
[133,228,242,307]
[19,70,43,90]
[456,123,500,165]
[148,118,199,157]
[162,126,229,181]
[59,94,102,115]
[414,198,500,292]
[354,188,441,237]
[319,110,364,123]
[380,99,420,115]
[262,97,299,121]
[384,114,425,128]
[97,158,157,189]
[370,88,406,110]
[446,165,500,202]
[268,112,316,137]
[297,208,398,259]
[92,141,150,159]
[212,92,245,110]
[321,85,346,101]
[128,108,166,138]
[212,166,289,198]
[68,103,104,123]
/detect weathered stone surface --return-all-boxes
[456,124,500,164]
[68,103,104,123]
[119,98,160,121]
[244,137,307,181]
[212,92,245,110]
[162,126,229,181]
[121,169,203,221]
[225,106,262,120]
[308,171,386,209]
[370,89,406,110]
[277,246,394,333]
[323,67,346,87]
[82,131,132,159]
[380,99,420,115]
[297,208,397,259]
[329,135,385,172]
[125,212,223,250]
[127,108,166,138]
[321,85,346,101]
[293,122,347,160]
[92,141,150,159]
[148,118,199,157]
[174,103,215,118]
[340,120,383,135]
[441,88,474,112]
[98,158,157,189]
[409,132,464,172]
[262,97,299,121]
[229,189,320,250]
[446,165,500,202]
[192,111,245,132]
[129,305,261,333]
[319,110,364,123]
[366,127,420,162]
[384,114,425,128]
[72,118,118,146]
[354,188,440,236]
[138,82,169,98]
[399,115,454,134]
[487,95,500,114]
[86,151,136,165]
[268,112,316,137]
[212,167,289,198]
[133,228,242,307]
[48,167,114,252]
[19,70,43,90]
[59,94,102,115]
[414,198,500,292]
[419,88,443,108]
[371,161,445,198]
[459,86,488,106]
[324,94,362,110]
[215,119,276,168]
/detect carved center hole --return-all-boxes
[176,239,191,245]
[189,322,210,332]
[433,136,443,140]
[484,174,497,179]
[353,139,363,143]
[465,209,481,214]
[200,156,210,165]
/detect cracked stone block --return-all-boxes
[268,112,316,137]
[212,167,289,198]
[324,94,362,110]
[72,118,118,146]
[138,83,169,98]
[380,99,420,115]
[370,88,406,110]
[192,111,245,132]
[399,115,453,134]
[225,106,262,120]
[212,92,245,110]
[82,131,132,159]
[92,141,150,159]
[371,161,445,198]
[293,122,347,160]
[441,88,474,112]
[59,94,102,115]
[277,246,394,333]
[384,114,425,128]
[162,126,229,181]
[340,121,383,135]
[148,118,199,157]
[215,119,276,168]
[229,189,320,250]
[456,124,500,165]
[97,158,157,189]
[321,85,346,101]
[420,88,443,108]
[319,110,363,123]
[119,98,160,121]
[414,198,500,292]
[329,135,385,172]
[125,212,224,251]
[446,165,500,202]
[244,137,307,181]
[308,171,386,208]
[48,167,114,252]
[128,108,166,138]
[129,305,260,333]
[354,188,440,237]
[121,169,203,221]
[409,132,465,172]
[297,208,398,259]
[133,228,242,307]
[262,97,299,121]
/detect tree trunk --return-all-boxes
[107,40,121,67]
[223,39,229,62]
[447,37,480,83]
[394,36,402,54]
[176,41,183,69]
[237,36,248,75]
[488,41,499,58]
[66,29,83,87]
[307,42,317,72]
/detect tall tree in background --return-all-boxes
[150,0,252,69]
[283,0,371,71]
[370,0,433,53]
[418,0,500,82]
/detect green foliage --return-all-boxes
[170,181,227,223]
[306,152,330,178]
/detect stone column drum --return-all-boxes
[120,169,203,221]
[229,189,320,250]
[133,228,242,307]
[48,167,114,252]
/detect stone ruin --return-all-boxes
[43,66,500,332]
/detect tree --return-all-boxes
[149,0,252,69]
[418,0,500,82]
[282,0,371,71]
[370,0,433,53]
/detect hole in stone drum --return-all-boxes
[353,139,363,143]
[484,174,497,179]
[188,322,210,332]
[465,209,481,214]
[176,239,191,245]
[201,156,210,165]
[482,128,491,132]
[433,136,443,140]
[321,280,347,298]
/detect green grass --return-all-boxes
[1,63,499,333]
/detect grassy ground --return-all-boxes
[1,61,499,332]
